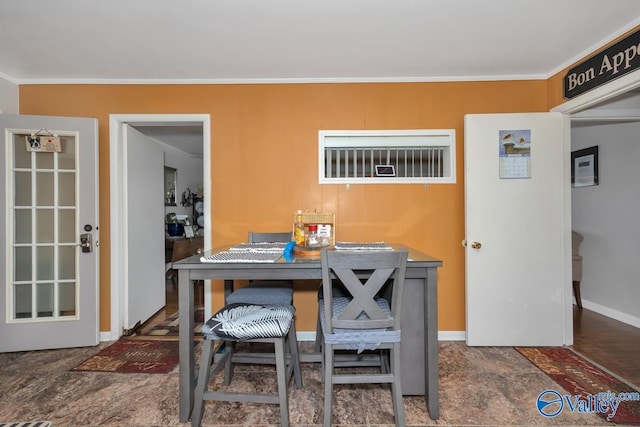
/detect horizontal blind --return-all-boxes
[319,129,455,184]
[324,146,445,178]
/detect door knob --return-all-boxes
[471,241,482,249]
[79,233,93,253]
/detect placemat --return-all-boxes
[228,242,288,252]
[334,241,392,251]
[200,251,282,263]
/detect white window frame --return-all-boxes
[318,129,456,184]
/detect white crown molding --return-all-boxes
[546,16,640,79]
[12,74,548,86]
[0,72,19,85]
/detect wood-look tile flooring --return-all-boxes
[153,282,640,382]
[142,282,640,390]
[2,282,638,426]
[0,341,613,426]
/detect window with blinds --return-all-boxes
[318,130,456,184]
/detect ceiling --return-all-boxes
[3,0,640,151]
[130,122,204,158]
[3,0,640,84]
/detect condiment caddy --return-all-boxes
[292,210,335,257]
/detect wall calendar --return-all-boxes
[499,129,531,179]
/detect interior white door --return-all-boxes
[124,125,165,331]
[0,114,99,352]
[464,113,572,346]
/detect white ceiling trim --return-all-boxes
[3,1,640,84]
[0,71,18,85]
[15,12,640,89]
[545,16,640,79]
[12,74,550,86]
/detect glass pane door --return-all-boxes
[10,133,77,321]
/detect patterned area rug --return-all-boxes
[517,347,640,425]
[137,307,204,338]
[0,423,51,427]
[71,339,179,374]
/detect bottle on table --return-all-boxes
[306,224,319,247]
[294,210,305,246]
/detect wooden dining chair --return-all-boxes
[191,303,302,427]
[166,237,204,283]
[225,231,293,305]
[319,248,408,427]
[222,231,298,385]
[166,237,204,303]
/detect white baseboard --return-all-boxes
[100,302,637,345]
[100,331,119,342]
[100,329,320,342]
[101,329,468,343]
[296,331,317,342]
[581,299,640,328]
[438,331,466,341]
[296,330,467,342]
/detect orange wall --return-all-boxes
[19,81,548,333]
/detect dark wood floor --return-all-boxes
[136,277,187,335]
[143,280,640,389]
[572,305,640,388]
[137,275,206,335]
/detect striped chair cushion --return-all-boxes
[319,296,401,353]
[203,303,294,341]
[226,282,293,305]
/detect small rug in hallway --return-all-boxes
[71,339,179,374]
[517,347,640,425]
[138,307,204,338]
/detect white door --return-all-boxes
[0,114,99,352]
[464,113,572,346]
[124,125,165,331]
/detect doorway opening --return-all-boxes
[555,69,640,387]
[108,114,211,340]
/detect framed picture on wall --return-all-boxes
[571,146,599,187]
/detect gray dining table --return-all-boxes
[173,243,442,422]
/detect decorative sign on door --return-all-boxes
[498,129,531,179]
[25,135,62,152]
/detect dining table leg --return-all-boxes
[223,279,234,302]
[425,266,439,419]
[178,269,195,423]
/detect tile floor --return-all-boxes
[0,341,613,426]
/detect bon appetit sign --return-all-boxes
[564,27,640,99]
